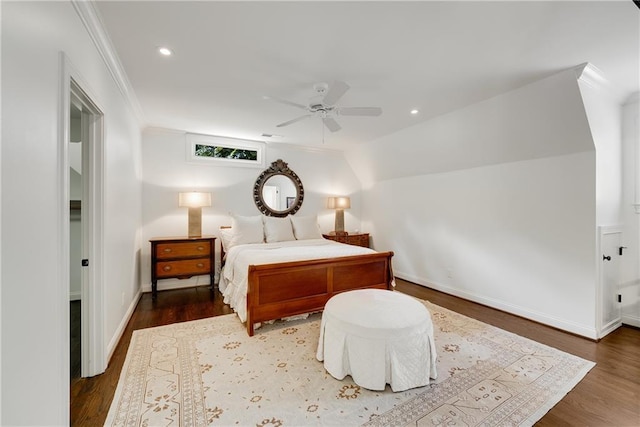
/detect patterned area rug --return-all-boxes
[105,300,594,426]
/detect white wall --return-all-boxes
[1,2,142,425]
[363,153,597,336]
[621,94,640,327]
[350,68,600,337]
[141,128,362,291]
[576,64,623,228]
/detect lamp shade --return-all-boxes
[179,192,212,208]
[327,196,351,210]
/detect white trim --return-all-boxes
[57,53,72,426]
[141,278,212,294]
[70,0,145,125]
[69,291,82,301]
[0,0,3,420]
[574,62,625,103]
[394,271,599,339]
[186,133,266,168]
[265,140,344,154]
[622,313,640,328]
[107,289,142,363]
[60,53,107,380]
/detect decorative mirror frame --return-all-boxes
[253,159,304,217]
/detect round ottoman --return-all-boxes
[316,289,437,392]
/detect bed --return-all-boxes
[219,217,394,336]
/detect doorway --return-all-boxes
[69,98,83,378]
[62,63,106,380]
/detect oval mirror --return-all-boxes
[253,159,304,217]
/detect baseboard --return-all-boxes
[622,314,640,328]
[395,271,598,339]
[141,277,212,293]
[107,288,142,364]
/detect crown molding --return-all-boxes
[574,62,626,102]
[71,0,146,126]
[264,140,345,154]
[574,62,608,89]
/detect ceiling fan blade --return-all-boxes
[337,107,383,116]
[322,81,350,106]
[276,114,312,128]
[323,117,341,132]
[264,96,308,110]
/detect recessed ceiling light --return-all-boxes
[410,109,419,115]
[158,47,173,56]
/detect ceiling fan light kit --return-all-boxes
[270,80,383,133]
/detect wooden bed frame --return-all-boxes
[244,251,394,335]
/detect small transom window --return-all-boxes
[187,134,265,168]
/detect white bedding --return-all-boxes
[219,238,377,322]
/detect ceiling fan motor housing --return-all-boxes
[313,82,329,94]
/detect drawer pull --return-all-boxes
[163,248,172,253]
[197,246,204,251]
[196,263,204,268]
[163,265,172,272]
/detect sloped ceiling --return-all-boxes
[94,1,639,150]
[347,67,595,184]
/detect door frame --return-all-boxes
[59,52,106,377]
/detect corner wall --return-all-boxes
[350,68,599,337]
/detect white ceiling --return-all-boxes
[95,1,639,150]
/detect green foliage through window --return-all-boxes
[195,144,258,161]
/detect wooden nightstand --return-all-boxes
[323,233,370,248]
[150,236,216,299]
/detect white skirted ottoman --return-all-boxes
[316,289,437,392]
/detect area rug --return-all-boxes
[105,300,594,426]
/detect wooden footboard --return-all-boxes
[245,251,394,335]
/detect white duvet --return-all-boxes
[220,239,376,322]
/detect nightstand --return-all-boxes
[150,236,216,299]
[322,233,370,248]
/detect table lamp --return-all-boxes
[327,196,350,236]
[179,191,211,238]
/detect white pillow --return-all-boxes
[230,215,264,247]
[219,227,234,252]
[263,216,295,243]
[290,215,323,240]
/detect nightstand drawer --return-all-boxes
[155,258,211,278]
[150,236,216,299]
[156,241,211,259]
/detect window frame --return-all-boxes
[186,133,266,168]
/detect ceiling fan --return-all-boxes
[267,81,382,133]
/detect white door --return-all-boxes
[599,226,622,337]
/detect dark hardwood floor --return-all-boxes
[70,280,640,426]
[70,300,81,379]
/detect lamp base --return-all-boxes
[187,207,202,238]
[334,208,347,236]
